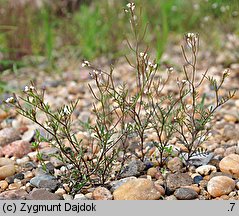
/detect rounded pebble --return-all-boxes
[174,188,198,200]
[0,180,8,190]
[193,175,203,184]
[207,176,235,197]
[92,187,112,200]
[219,154,239,178]
[0,164,16,180]
[147,167,158,178]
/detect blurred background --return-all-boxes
[0,0,238,73]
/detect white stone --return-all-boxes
[196,165,217,176]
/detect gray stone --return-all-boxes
[0,189,28,200]
[223,124,238,141]
[39,148,60,161]
[34,167,48,176]
[0,128,21,146]
[38,128,53,140]
[45,162,55,174]
[27,188,62,200]
[38,180,60,191]
[50,157,64,168]
[174,188,198,200]
[120,160,145,177]
[23,161,37,171]
[30,174,56,188]
[166,173,193,193]
[22,130,35,142]
[14,172,24,180]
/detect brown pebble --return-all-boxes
[214,148,225,156]
[219,154,239,178]
[0,164,16,180]
[236,182,239,190]
[0,180,8,190]
[167,157,183,173]
[199,180,208,188]
[55,188,66,196]
[203,175,211,181]
[224,146,237,156]
[154,178,165,186]
[147,167,158,178]
[224,114,237,123]
[113,179,162,200]
[85,192,93,200]
[8,182,22,190]
[24,171,34,179]
[155,172,164,180]
[182,185,200,194]
[220,195,229,200]
[154,182,165,196]
[207,176,235,197]
[92,187,112,200]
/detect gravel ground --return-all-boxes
[0,34,239,200]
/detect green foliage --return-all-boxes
[72,4,112,60]
[0,0,238,71]
[41,7,54,64]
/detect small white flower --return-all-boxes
[92,69,102,75]
[223,69,230,76]
[186,33,194,38]
[148,61,152,66]
[24,86,29,92]
[126,2,135,11]
[63,106,70,115]
[185,32,199,48]
[167,67,174,73]
[139,52,146,57]
[5,96,15,104]
[147,61,157,70]
[29,85,35,91]
[182,79,187,83]
[82,60,90,67]
[24,85,35,92]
